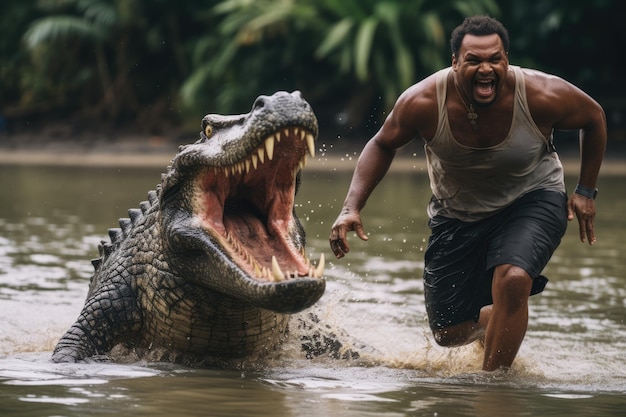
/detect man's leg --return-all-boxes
[482,264,532,371]
[432,306,492,347]
[431,263,533,371]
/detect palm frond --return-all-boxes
[180,65,212,108]
[354,17,378,81]
[76,0,116,29]
[24,15,105,49]
[420,12,445,48]
[315,18,354,58]
[213,0,256,15]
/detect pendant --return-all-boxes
[467,104,478,129]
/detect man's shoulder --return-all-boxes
[397,68,447,106]
[390,69,446,138]
[516,66,593,128]
[515,66,567,89]
[418,67,450,89]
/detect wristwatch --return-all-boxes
[574,184,598,200]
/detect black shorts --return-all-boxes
[423,189,568,331]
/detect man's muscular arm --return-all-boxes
[329,80,435,258]
[526,70,607,244]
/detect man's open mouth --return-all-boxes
[474,79,495,99]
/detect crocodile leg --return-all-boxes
[52,283,141,362]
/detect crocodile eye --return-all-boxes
[204,124,213,138]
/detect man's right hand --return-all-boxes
[329,209,369,258]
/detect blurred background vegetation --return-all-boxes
[0,0,624,146]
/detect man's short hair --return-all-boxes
[450,15,510,56]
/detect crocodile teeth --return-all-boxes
[271,255,284,282]
[220,128,314,176]
[315,253,325,278]
[265,135,275,161]
[257,146,265,164]
[253,261,262,277]
[305,133,315,157]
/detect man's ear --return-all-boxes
[451,54,458,70]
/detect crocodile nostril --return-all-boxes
[253,97,267,110]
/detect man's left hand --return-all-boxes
[567,193,597,245]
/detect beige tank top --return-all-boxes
[425,66,565,221]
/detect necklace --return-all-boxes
[453,79,478,130]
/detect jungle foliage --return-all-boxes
[0,0,623,139]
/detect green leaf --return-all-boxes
[319,0,370,20]
[421,12,445,47]
[210,40,239,76]
[76,0,116,29]
[354,17,378,82]
[23,15,104,49]
[213,0,255,15]
[315,18,353,58]
[245,6,292,32]
[395,43,414,90]
[374,1,399,25]
[180,66,211,108]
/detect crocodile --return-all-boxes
[52,91,359,367]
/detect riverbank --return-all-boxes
[1,132,625,175]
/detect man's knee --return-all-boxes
[431,320,482,347]
[432,328,457,347]
[493,265,533,309]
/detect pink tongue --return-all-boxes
[476,82,493,98]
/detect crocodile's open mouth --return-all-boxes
[194,126,324,283]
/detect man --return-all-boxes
[329,15,606,371]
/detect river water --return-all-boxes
[0,157,624,416]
